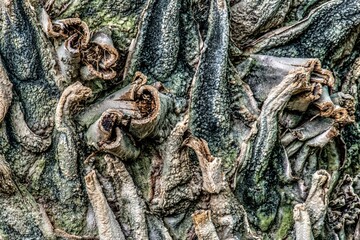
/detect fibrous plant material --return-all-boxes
[41,9,89,84]
[1,0,360,239]
[103,154,148,239]
[55,81,92,179]
[86,109,140,160]
[85,170,125,240]
[293,203,313,240]
[304,170,331,237]
[149,115,201,214]
[186,136,257,239]
[235,54,356,234]
[80,31,119,81]
[192,210,219,240]
[293,170,331,239]
[185,136,226,194]
[41,8,119,84]
[85,72,173,160]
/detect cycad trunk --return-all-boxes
[0,0,360,239]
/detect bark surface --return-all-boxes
[0,0,360,239]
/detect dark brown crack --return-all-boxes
[87,110,140,160]
[97,111,123,145]
[136,91,155,118]
[101,113,117,133]
[83,72,170,149]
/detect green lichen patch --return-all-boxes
[275,205,294,240]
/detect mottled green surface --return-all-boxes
[0,0,360,239]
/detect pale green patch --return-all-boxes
[275,205,294,239]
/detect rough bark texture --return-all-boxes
[0,0,360,239]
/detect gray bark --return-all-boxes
[0,0,360,239]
